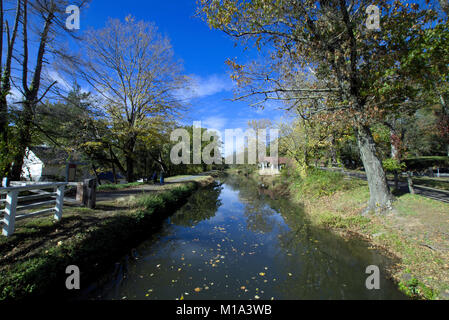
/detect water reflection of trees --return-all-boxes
[267,193,404,299]
[170,182,223,227]
[225,174,403,299]
[225,175,281,234]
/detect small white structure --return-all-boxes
[259,157,290,175]
[21,146,90,182]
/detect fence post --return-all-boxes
[76,182,84,202]
[54,185,65,221]
[2,190,18,237]
[84,178,97,209]
[407,171,415,195]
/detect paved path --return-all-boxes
[95,175,203,202]
[323,168,449,203]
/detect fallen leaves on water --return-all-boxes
[194,287,202,293]
[259,272,266,276]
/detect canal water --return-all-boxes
[86,175,406,300]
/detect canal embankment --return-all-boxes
[248,167,449,300]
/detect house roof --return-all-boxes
[259,157,291,164]
[27,146,81,165]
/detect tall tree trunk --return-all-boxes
[0,0,20,137]
[407,172,415,194]
[126,155,134,182]
[329,135,338,166]
[390,125,400,191]
[355,125,394,213]
[108,146,118,184]
[124,136,137,182]
[10,3,54,180]
[92,163,101,185]
[9,102,33,180]
[0,0,21,179]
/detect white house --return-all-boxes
[21,146,91,182]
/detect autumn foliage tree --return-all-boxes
[79,16,187,182]
[198,0,441,213]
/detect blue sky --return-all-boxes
[80,0,285,132]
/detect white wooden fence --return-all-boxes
[0,182,67,237]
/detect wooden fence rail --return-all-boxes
[0,182,67,237]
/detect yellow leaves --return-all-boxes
[194,287,202,293]
[125,15,135,23]
[259,272,266,276]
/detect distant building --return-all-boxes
[21,146,91,182]
[258,157,291,175]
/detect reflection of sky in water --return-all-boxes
[89,179,407,300]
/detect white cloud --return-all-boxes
[48,70,72,91]
[175,74,233,101]
[7,87,22,103]
[202,116,228,131]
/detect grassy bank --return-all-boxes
[262,168,449,300]
[0,177,214,301]
[97,181,145,191]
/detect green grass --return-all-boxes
[165,175,191,181]
[287,167,366,202]
[276,168,449,300]
[317,211,371,229]
[97,182,145,191]
[398,271,438,300]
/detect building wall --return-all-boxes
[22,150,44,181]
[21,148,92,182]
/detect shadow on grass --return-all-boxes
[0,215,104,267]
[0,182,204,301]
